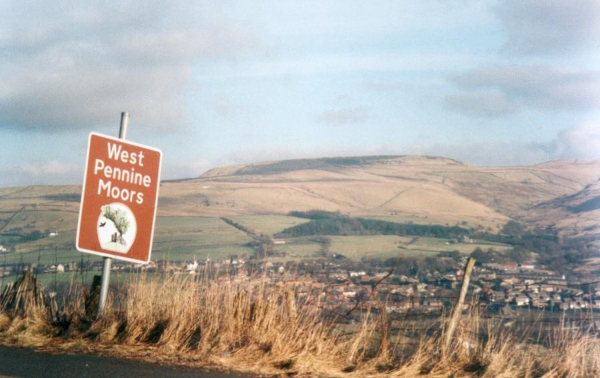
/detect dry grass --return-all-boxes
[0,271,599,377]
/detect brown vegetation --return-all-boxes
[3,157,600,250]
[0,270,599,377]
[159,156,600,236]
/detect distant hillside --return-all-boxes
[202,155,465,178]
[530,178,600,237]
[2,156,600,238]
[157,156,600,235]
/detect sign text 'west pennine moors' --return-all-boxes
[77,132,162,264]
[94,142,154,204]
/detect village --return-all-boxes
[1,253,598,317]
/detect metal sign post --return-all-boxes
[77,112,162,317]
[97,112,129,317]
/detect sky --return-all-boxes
[1,0,599,187]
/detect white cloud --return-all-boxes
[0,160,81,187]
[0,2,256,132]
[495,0,600,55]
[540,121,600,159]
[446,65,600,117]
[158,121,600,181]
[446,1,600,119]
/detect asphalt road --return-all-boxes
[0,346,249,378]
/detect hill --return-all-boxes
[159,156,600,235]
[1,156,600,247]
[530,177,600,237]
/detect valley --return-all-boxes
[0,155,598,279]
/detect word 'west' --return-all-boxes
[94,143,151,204]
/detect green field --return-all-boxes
[3,216,255,266]
[0,235,20,247]
[0,244,99,267]
[144,217,254,261]
[328,235,405,260]
[0,209,79,253]
[1,270,164,292]
[229,215,310,236]
[328,235,512,261]
[1,213,513,266]
[397,236,511,254]
[21,270,92,289]
[271,237,322,258]
[2,210,78,234]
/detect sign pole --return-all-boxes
[97,112,129,317]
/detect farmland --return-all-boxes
[0,210,512,269]
[0,156,598,378]
[1,155,599,276]
[2,216,257,266]
[152,217,254,261]
[327,235,511,260]
[228,215,310,236]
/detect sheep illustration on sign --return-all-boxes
[97,203,137,254]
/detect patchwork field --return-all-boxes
[0,211,515,269]
[328,235,405,260]
[1,155,599,270]
[228,215,310,236]
[152,217,254,261]
[270,237,323,258]
[326,235,511,261]
[3,216,256,266]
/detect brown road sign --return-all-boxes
[76,132,162,264]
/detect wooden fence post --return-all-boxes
[444,257,476,352]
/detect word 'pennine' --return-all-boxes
[93,142,152,204]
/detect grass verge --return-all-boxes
[0,270,599,377]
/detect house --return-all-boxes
[520,263,535,270]
[349,271,366,277]
[186,261,199,272]
[460,235,473,244]
[540,284,555,293]
[396,301,413,311]
[359,276,373,285]
[425,299,444,312]
[559,301,574,311]
[514,295,530,306]
[483,290,504,303]
[531,298,547,309]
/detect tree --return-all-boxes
[470,247,496,264]
[506,247,531,264]
[102,205,130,238]
[502,220,525,236]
